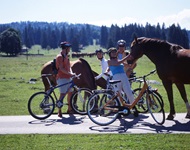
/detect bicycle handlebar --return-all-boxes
[129,69,156,82]
[72,73,81,80]
[41,73,81,80]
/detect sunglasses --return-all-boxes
[119,45,125,47]
[111,50,117,53]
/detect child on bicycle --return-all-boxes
[56,41,75,117]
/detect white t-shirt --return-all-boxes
[95,57,112,80]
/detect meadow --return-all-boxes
[0,45,190,149]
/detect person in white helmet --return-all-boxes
[117,39,137,78]
[106,47,134,104]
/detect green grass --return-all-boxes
[1,47,188,115]
[0,134,189,150]
[0,45,190,149]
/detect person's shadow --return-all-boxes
[57,114,85,125]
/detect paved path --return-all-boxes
[0,113,189,134]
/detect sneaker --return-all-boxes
[56,101,63,108]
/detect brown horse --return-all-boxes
[41,58,106,91]
[129,37,190,120]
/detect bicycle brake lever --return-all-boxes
[76,73,81,79]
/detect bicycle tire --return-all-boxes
[133,88,149,113]
[70,88,92,115]
[151,90,164,107]
[146,92,165,125]
[133,88,164,114]
[28,92,55,120]
[87,91,120,126]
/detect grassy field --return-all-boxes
[0,45,189,115]
[0,45,190,149]
[0,134,189,150]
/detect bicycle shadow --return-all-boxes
[89,114,190,133]
[89,114,149,133]
[28,114,86,126]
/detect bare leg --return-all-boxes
[67,92,73,114]
[58,93,65,118]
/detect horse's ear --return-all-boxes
[134,35,138,44]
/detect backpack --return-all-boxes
[51,59,58,74]
[51,54,66,75]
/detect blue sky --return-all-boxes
[1,0,190,29]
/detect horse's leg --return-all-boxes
[162,81,175,120]
[175,83,190,119]
[42,77,50,92]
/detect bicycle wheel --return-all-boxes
[133,88,149,113]
[151,90,164,107]
[28,92,55,120]
[70,88,92,115]
[87,91,120,126]
[146,92,165,125]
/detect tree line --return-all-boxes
[0,21,189,55]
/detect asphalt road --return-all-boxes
[0,113,189,134]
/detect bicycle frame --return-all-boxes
[104,76,148,111]
[42,74,79,101]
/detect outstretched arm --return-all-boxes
[118,54,130,64]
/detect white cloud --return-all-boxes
[89,9,190,30]
[155,9,190,29]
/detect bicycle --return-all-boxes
[104,70,164,114]
[129,70,164,113]
[28,73,92,120]
[86,70,165,126]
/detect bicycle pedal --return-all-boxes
[56,101,63,108]
[118,107,130,116]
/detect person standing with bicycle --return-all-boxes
[106,47,134,104]
[56,41,75,117]
[117,39,137,78]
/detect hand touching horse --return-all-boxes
[129,37,190,120]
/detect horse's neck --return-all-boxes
[144,45,169,66]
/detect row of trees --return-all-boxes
[101,23,189,49]
[0,21,189,56]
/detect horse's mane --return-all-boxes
[136,37,184,53]
[79,57,96,89]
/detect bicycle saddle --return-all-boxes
[109,80,121,84]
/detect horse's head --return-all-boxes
[128,37,144,64]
